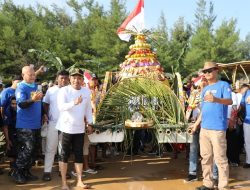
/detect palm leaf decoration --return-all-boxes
[97,77,187,129]
[28,49,64,71]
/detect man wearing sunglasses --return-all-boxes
[190,62,232,190]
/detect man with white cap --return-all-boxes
[191,62,232,190]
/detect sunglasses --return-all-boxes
[202,67,217,74]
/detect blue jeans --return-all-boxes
[189,131,199,175]
[213,164,218,179]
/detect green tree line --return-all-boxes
[0,0,249,80]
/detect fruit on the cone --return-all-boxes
[119,33,167,82]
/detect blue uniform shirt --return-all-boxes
[201,81,232,131]
[15,81,41,129]
[0,87,15,112]
[240,90,250,124]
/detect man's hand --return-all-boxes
[74,95,83,105]
[204,91,217,103]
[86,125,94,135]
[43,114,49,124]
[35,65,46,76]
[188,123,198,134]
[31,91,43,102]
[6,140,13,150]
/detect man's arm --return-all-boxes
[18,92,43,109]
[0,90,7,119]
[85,91,94,134]
[189,113,202,134]
[57,88,82,112]
[214,98,232,105]
[43,102,49,123]
[35,65,45,77]
[0,107,4,120]
[204,92,232,105]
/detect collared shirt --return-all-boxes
[15,81,41,129]
[0,87,15,112]
[201,80,232,131]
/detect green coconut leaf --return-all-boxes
[96,77,187,129]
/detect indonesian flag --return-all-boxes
[192,74,204,86]
[84,71,92,84]
[117,0,144,41]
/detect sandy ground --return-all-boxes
[0,152,250,190]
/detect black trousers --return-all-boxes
[226,127,241,164]
[15,128,39,170]
[58,132,84,163]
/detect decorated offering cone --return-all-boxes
[119,34,167,83]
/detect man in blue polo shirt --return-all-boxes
[12,66,43,184]
[240,88,250,168]
[191,62,232,190]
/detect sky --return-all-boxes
[11,0,250,40]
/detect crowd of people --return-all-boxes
[184,62,250,190]
[0,61,249,190]
[0,66,102,189]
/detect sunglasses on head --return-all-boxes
[202,67,217,74]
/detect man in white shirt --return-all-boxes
[42,70,69,181]
[56,68,93,190]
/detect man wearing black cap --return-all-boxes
[56,68,93,190]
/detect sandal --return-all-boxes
[77,183,91,189]
[83,184,91,189]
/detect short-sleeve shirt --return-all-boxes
[5,105,16,126]
[240,89,250,124]
[0,87,15,112]
[227,92,238,118]
[201,81,232,131]
[15,81,42,129]
[43,85,60,125]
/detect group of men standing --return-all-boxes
[187,61,250,190]
[1,61,250,190]
[1,65,93,189]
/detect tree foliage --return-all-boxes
[0,0,249,80]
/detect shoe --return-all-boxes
[13,170,26,184]
[243,163,250,168]
[184,174,198,183]
[42,172,51,181]
[24,170,39,181]
[83,168,97,174]
[58,172,72,179]
[8,169,15,177]
[92,165,104,170]
[196,185,214,190]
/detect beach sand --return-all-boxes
[0,152,250,190]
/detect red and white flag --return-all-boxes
[192,74,204,86]
[84,71,92,84]
[117,0,144,42]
